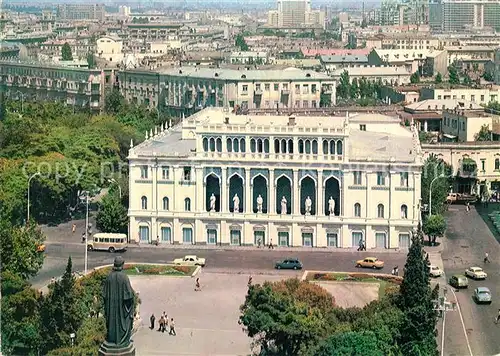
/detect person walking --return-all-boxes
[484,252,490,263]
[495,309,500,324]
[72,223,76,233]
[195,278,201,291]
[466,201,470,212]
[169,318,176,336]
[157,315,164,332]
[150,314,155,330]
[248,275,253,287]
[394,266,399,276]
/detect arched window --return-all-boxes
[377,204,384,218]
[257,138,263,153]
[202,137,209,152]
[495,158,500,170]
[216,138,222,152]
[209,137,215,152]
[274,139,280,153]
[401,204,408,219]
[264,138,269,153]
[288,139,294,153]
[141,196,148,210]
[337,141,343,155]
[250,138,256,153]
[323,139,328,154]
[305,139,311,154]
[233,138,239,152]
[330,140,336,154]
[354,203,361,217]
[227,138,233,152]
[312,140,318,154]
[184,198,191,212]
[163,197,169,210]
[298,139,304,153]
[240,138,246,152]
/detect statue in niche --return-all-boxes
[280,196,287,215]
[233,194,240,213]
[305,196,312,215]
[209,193,216,212]
[256,194,263,213]
[328,196,335,216]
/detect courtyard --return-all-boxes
[130,270,387,356]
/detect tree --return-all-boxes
[462,73,473,86]
[104,89,126,115]
[435,72,442,84]
[398,228,438,356]
[0,222,46,279]
[483,71,494,82]
[337,70,350,99]
[61,43,73,61]
[421,154,452,216]
[96,190,128,233]
[474,124,492,141]
[410,71,420,84]
[235,34,249,51]
[448,65,460,84]
[349,78,359,99]
[423,214,446,245]
[312,331,385,356]
[86,52,96,69]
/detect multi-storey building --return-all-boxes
[119,67,336,115]
[128,107,423,249]
[441,108,493,142]
[267,0,325,29]
[420,87,500,104]
[330,66,412,85]
[56,4,105,22]
[429,0,500,32]
[0,60,113,111]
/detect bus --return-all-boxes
[87,233,127,253]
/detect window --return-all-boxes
[278,231,289,246]
[295,84,300,94]
[401,204,408,219]
[141,196,147,210]
[327,233,338,247]
[140,165,148,179]
[311,84,317,93]
[354,203,361,217]
[163,197,169,210]
[471,95,475,102]
[377,204,385,218]
[161,166,170,180]
[312,100,317,108]
[481,159,485,172]
[264,83,270,91]
[182,227,193,244]
[303,84,309,94]
[337,141,343,155]
[242,85,248,93]
[480,95,485,102]
[360,124,366,131]
[161,227,171,243]
[274,83,279,91]
[400,172,409,187]
[302,232,313,247]
[254,231,265,246]
[207,229,217,244]
[376,172,386,186]
[183,167,191,180]
[184,198,191,211]
[303,100,308,108]
[255,84,261,90]
[295,100,300,108]
[139,226,149,242]
[230,230,241,245]
[353,171,362,185]
[495,158,500,170]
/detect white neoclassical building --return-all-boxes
[128,108,423,249]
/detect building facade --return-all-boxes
[119,67,336,115]
[128,108,423,249]
[420,87,500,104]
[430,0,500,31]
[441,108,493,142]
[56,4,105,22]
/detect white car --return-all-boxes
[173,255,206,267]
[429,265,443,278]
[465,266,487,280]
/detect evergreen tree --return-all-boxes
[61,43,73,61]
[435,72,442,84]
[448,66,460,84]
[349,78,359,99]
[410,71,420,84]
[337,70,351,99]
[398,227,438,356]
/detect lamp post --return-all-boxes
[108,178,122,199]
[429,175,445,216]
[27,172,41,223]
[79,191,90,274]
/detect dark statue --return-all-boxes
[99,256,136,356]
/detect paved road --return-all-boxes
[442,205,500,356]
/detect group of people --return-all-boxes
[391,266,399,276]
[150,312,176,336]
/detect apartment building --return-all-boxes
[96,36,124,63]
[128,107,422,249]
[420,87,500,104]
[368,49,448,76]
[56,4,105,22]
[320,55,369,73]
[429,0,500,32]
[0,60,112,111]
[119,67,336,115]
[267,0,325,29]
[441,108,493,142]
[330,66,412,85]
[364,33,440,51]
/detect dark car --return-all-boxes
[275,258,303,270]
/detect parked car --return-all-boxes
[473,287,492,304]
[355,257,384,269]
[173,255,206,267]
[429,265,443,278]
[275,258,302,270]
[449,274,468,289]
[465,266,487,280]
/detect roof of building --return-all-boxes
[301,48,371,57]
[154,66,333,81]
[373,49,445,61]
[330,66,411,76]
[405,99,483,112]
[348,129,416,162]
[319,55,368,63]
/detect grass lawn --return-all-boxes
[476,202,500,242]
[306,272,401,299]
[99,264,197,277]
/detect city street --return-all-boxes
[441,205,500,356]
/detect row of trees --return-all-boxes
[240,227,439,356]
[336,70,382,102]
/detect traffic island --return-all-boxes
[302,271,403,307]
[94,263,199,277]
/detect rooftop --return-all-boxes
[320,55,368,63]
[405,99,483,112]
[330,66,411,76]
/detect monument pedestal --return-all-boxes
[98,341,135,356]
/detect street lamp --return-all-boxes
[429,175,446,216]
[70,333,75,347]
[79,190,91,274]
[27,172,41,223]
[108,178,122,199]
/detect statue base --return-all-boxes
[98,341,135,356]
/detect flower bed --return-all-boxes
[99,264,196,277]
[308,272,402,285]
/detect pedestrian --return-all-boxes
[157,315,164,332]
[150,314,155,330]
[248,275,253,287]
[391,267,396,276]
[269,238,274,249]
[394,266,399,276]
[169,318,176,335]
[51,277,55,284]
[195,277,201,291]
[466,201,470,212]
[496,309,500,324]
[484,252,490,263]
[72,224,76,233]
